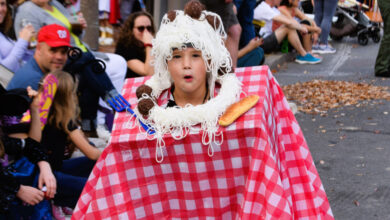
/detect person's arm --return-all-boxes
[128,31,154,76]
[27,87,41,142]
[294,8,321,34]
[69,129,101,160]
[273,14,308,33]
[238,37,264,58]
[0,26,34,72]
[37,161,56,199]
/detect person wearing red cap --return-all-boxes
[13,0,127,139]
[7,24,70,90]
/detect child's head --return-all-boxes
[149,0,232,98]
[47,70,78,133]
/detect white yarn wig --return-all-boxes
[146,4,233,98]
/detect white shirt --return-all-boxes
[253,1,281,38]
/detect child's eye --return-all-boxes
[172,55,181,59]
[192,53,201,58]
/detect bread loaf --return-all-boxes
[218,95,259,127]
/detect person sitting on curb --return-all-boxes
[278,0,321,56]
[254,0,322,64]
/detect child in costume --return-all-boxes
[0,85,56,219]
[73,1,334,219]
[134,0,242,162]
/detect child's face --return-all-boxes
[167,47,207,96]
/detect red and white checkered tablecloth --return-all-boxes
[72,66,333,219]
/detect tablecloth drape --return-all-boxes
[72,66,334,219]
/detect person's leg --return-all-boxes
[313,0,323,45]
[318,0,338,45]
[275,26,307,56]
[313,0,324,30]
[97,53,126,138]
[237,47,264,67]
[287,29,307,56]
[235,0,256,48]
[226,23,242,68]
[375,0,390,76]
[199,0,241,68]
[53,157,96,207]
[61,157,96,177]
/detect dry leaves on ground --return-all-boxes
[281,80,390,114]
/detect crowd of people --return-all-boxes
[0,0,386,219]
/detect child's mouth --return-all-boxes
[184,75,193,81]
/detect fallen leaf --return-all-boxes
[353,200,360,206]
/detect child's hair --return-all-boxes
[280,0,294,7]
[47,70,79,133]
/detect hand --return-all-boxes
[248,37,264,49]
[314,26,321,34]
[300,25,308,34]
[17,185,44,205]
[225,0,233,3]
[37,161,56,199]
[77,12,87,28]
[27,86,39,110]
[19,24,36,42]
[142,30,153,45]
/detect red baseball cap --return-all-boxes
[37,24,71,47]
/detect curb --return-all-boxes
[264,52,296,70]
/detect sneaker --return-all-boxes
[52,204,66,220]
[312,44,336,54]
[96,124,111,141]
[312,44,320,51]
[62,206,74,215]
[295,53,322,64]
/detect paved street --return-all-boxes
[274,38,390,219]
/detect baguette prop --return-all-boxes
[219,95,260,127]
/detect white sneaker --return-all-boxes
[96,124,111,141]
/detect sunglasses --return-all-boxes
[135,25,152,32]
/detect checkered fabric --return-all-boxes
[72,66,334,219]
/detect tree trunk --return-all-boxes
[80,0,99,50]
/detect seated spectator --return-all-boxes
[237,35,265,67]
[13,0,127,139]
[200,0,242,68]
[40,70,101,219]
[254,0,322,64]
[115,11,155,78]
[0,85,56,219]
[278,0,321,55]
[233,0,265,67]
[0,0,34,72]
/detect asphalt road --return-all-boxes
[273,37,390,219]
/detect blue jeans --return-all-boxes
[234,0,256,48]
[314,0,338,44]
[53,157,96,208]
[237,47,264,67]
